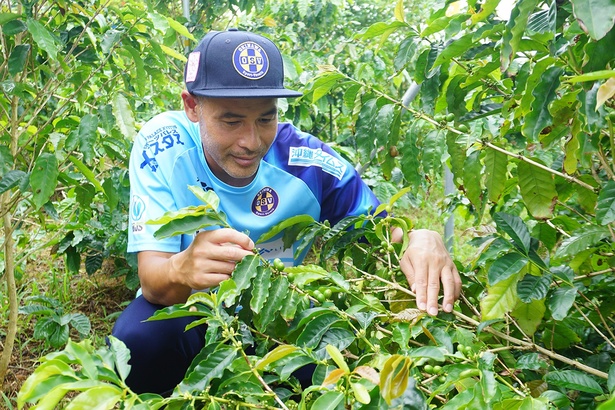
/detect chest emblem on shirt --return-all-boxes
[252,187,279,217]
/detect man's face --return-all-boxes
[185,95,278,186]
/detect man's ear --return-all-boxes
[181,90,199,122]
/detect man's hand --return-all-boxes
[393,228,461,315]
[138,228,254,305]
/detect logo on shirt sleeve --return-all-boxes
[288,146,347,180]
[252,187,279,217]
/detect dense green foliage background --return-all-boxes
[2,0,615,408]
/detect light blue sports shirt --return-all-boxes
[128,110,380,266]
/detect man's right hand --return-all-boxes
[138,228,255,306]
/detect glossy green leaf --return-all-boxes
[548,286,577,321]
[408,346,446,362]
[566,69,615,83]
[8,44,29,76]
[360,21,407,48]
[463,150,483,211]
[380,355,412,405]
[26,17,62,60]
[152,214,227,239]
[250,265,272,314]
[177,344,238,393]
[254,275,289,331]
[18,359,78,405]
[64,385,123,409]
[431,32,474,70]
[0,169,27,194]
[280,289,302,321]
[554,225,610,258]
[511,298,546,336]
[25,380,108,410]
[493,212,531,253]
[563,134,579,174]
[571,0,615,40]
[0,12,21,25]
[310,391,344,410]
[257,214,315,244]
[517,274,551,302]
[312,72,345,103]
[501,0,541,71]
[225,254,260,306]
[544,370,603,394]
[68,155,104,192]
[188,185,220,210]
[31,153,59,208]
[78,114,98,165]
[166,16,196,40]
[484,148,507,203]
[107,336,132,382]
[122,44,146,97]
[326,344,349,373]
[517,160,557,219]
[481,274,519,321]
[597,181,615,225]
[255,344,300,371]
[488,253,528,286]
[522,67,563,140]
[112,92,136,139]
[296,312,341,348]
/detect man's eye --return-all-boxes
[225,121,241,126]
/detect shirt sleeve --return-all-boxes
[127,116,183,254]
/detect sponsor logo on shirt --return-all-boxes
[139,125,185,172]
[288,146,346,180]
[130,195,148,236]
[252,186,278,217]
[233,41,269,80]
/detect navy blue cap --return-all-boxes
[184,29,302,98]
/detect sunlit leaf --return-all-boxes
[548,286,577,321]
[488,253,528,286]
[177,344,238,393]
[493,212,531,253]
[481,274,519,321]
[380,355,412,405]
[511,298,546,336]
[554,225,610,258]
[517,160,557,219]
[484,148,507,203]
[597,180,615,225]
[255,345,300,371]
[522,67,563,140]
[570,0,615,40]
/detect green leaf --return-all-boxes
[326,344,349,373]
[565,69,615,83]
[608,363,615,393]
[488,253,528,286]
[166,16,196,40]
[511,298,546,336]
[8,44,30,76]
[254,275,290,331]
[280,289,303,321]
[380,355,412,405]
[517,160,558,219]
[431,32,474,70]
[310,391,344,410]
[77,114,98,165]
[177,344,238,393]
[107,336,132,382]
[26,17,62,60]
[484,148,507,203]
[68,314,91,337]
[360,21,407,48]
[517,274,551,302]
[570,0,615,40]
[0,169,27,194]
[544,370,603,394]
[408,346,446,362]
[548,286,577,321]
[481,274,519,321]
[255,344,300,371]
[522,67,564,140]
[463,150,483,211]
[250,265,272,314]
[493,213,531,253]
[471,0,500,23]
[68,155,104,193]
[597,180,615,225]
[312,72,345,103]
[31,153,59,208]
[18,359,78,405]
[296,312,341,348]
[64,385,123,410]
[501,0,541,71]
[0,12,21,26]
[222,254,260,306]
[160,44,187,62]
[112,93,136,140]
[257,214,315,244]
[152,213,226,239]
[554,225,610,258]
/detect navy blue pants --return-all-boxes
[111,295,206,395]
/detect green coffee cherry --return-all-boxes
[272,258,285,271]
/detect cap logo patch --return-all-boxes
[185,52,200,82]
[252,186,278,217]
[233,41,269,80]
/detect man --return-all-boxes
[113,28,461,395]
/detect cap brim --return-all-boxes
[192,88,303,98]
